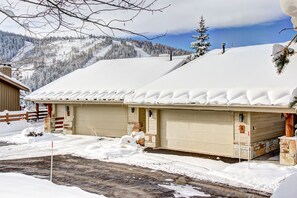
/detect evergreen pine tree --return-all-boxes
[191,16,210,58]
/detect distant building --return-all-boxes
[0,64,30,111]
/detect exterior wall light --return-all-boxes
[239,113,244,123]
[66,106,70,116]
[149,110,153,117]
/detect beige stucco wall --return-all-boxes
[56,104,65,118]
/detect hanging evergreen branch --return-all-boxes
[272,33,297,74]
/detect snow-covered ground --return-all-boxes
[0,173,105,198]
[0,121,296,197]
[159,184,211,197]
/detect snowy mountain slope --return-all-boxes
[0,32,189,91]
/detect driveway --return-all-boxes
[0,155,270,198]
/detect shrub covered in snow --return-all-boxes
[21,127,43,137]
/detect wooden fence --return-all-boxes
[0,110,48,124]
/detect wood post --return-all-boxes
[25,112,29,121]
[36,103,39,120]
[47,104,52,118]
[5,113,9,124]
[285,113,294,137]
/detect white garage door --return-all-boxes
[75,105,128,137]
[160,110,234,157]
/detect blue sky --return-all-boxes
[0,0,294,50]
[146,17,296,51]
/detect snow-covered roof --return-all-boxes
[26,56,186,102]
[0,72,30,92]
[125,43,297,107]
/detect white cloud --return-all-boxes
[114,0,286,36]
[0,0,286,37]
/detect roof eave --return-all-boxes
[25,99,125,105]
[0,76,30,92]
[125,103,295,113]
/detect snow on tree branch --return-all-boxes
[190,15,210,58]
[273,0,297,74]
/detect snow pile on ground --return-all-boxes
[0,173,105,198]
[84,135,143,159]
[159,183,211,197]
[212,161,297,193]
[0,120,31,133]
[272,173,297,198]
[1,126,54,144]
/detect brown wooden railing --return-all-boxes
[0,110,48,124]
[54,117,64,131]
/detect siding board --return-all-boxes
[0,80,20,111]
[250,113,285,143]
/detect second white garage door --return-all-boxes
[160,110,234,157]
[75,105,128,137]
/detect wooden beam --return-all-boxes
[286,113,294,137]
[47,104,52,118]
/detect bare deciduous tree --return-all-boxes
[0,0,169,39]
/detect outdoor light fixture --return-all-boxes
[131,107,135,113]
[149,110,153,117]
[66,106,70,116]
[239,113,244,123]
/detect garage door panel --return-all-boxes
[165,139,234,156]
[75,105,128,137]
[161,110,234,157]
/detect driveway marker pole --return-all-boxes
[50,140,53,182]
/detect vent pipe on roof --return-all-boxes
[169,51,173,61]
[222,43,226,54]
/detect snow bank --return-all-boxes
[0,173,105,198]
[272,173,297,198]
[3,126,54,144]
[125,43,297,106]
[84,135,143,159]
[212,161,297,193]
[159,183,211,197]
[0,120,31,133]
